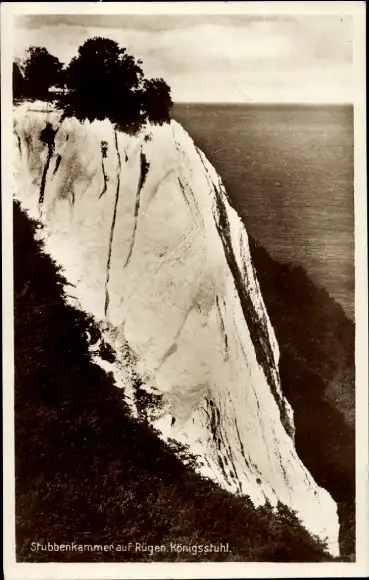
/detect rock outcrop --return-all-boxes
[13,101,340,556]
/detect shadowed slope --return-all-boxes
[14,201,331,563]
[249,238,355,559]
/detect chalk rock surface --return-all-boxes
[13,102,340,556]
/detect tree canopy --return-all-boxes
[21,46,64,99]
[14,37,174,132]
[141,78,173,125]
[64,37,145,130]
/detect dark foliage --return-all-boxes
[13,62,24,100]
[141,78,173,125]
[249,237,355,560]
[14,38,173,132]
[62,37,173,132]
[63,37,144,131]
[21,46,64,100]
[14,201,331,563]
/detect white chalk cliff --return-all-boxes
[13,102,340,556]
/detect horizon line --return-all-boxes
[173,101,354,106]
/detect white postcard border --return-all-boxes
[2,2,367,579]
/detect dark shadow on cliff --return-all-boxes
[14,201,332,563]
[249,237,355,560]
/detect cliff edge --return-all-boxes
[13,102,340,556]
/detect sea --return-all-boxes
[173,104,354,321]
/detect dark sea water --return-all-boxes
[173,104,354,320]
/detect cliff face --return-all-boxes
[13,102,340,556]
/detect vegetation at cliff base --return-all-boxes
[13,38,173,131]
[249,237,355,560]
[14,201,332,563]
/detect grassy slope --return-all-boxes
[14,201,332,563]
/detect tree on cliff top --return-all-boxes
[141,77,173,125]
[63,37,173,132]
[64,37,145,131]
[22,46,63,100]
[14,38,174,131]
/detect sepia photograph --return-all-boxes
[2,2,367,579]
